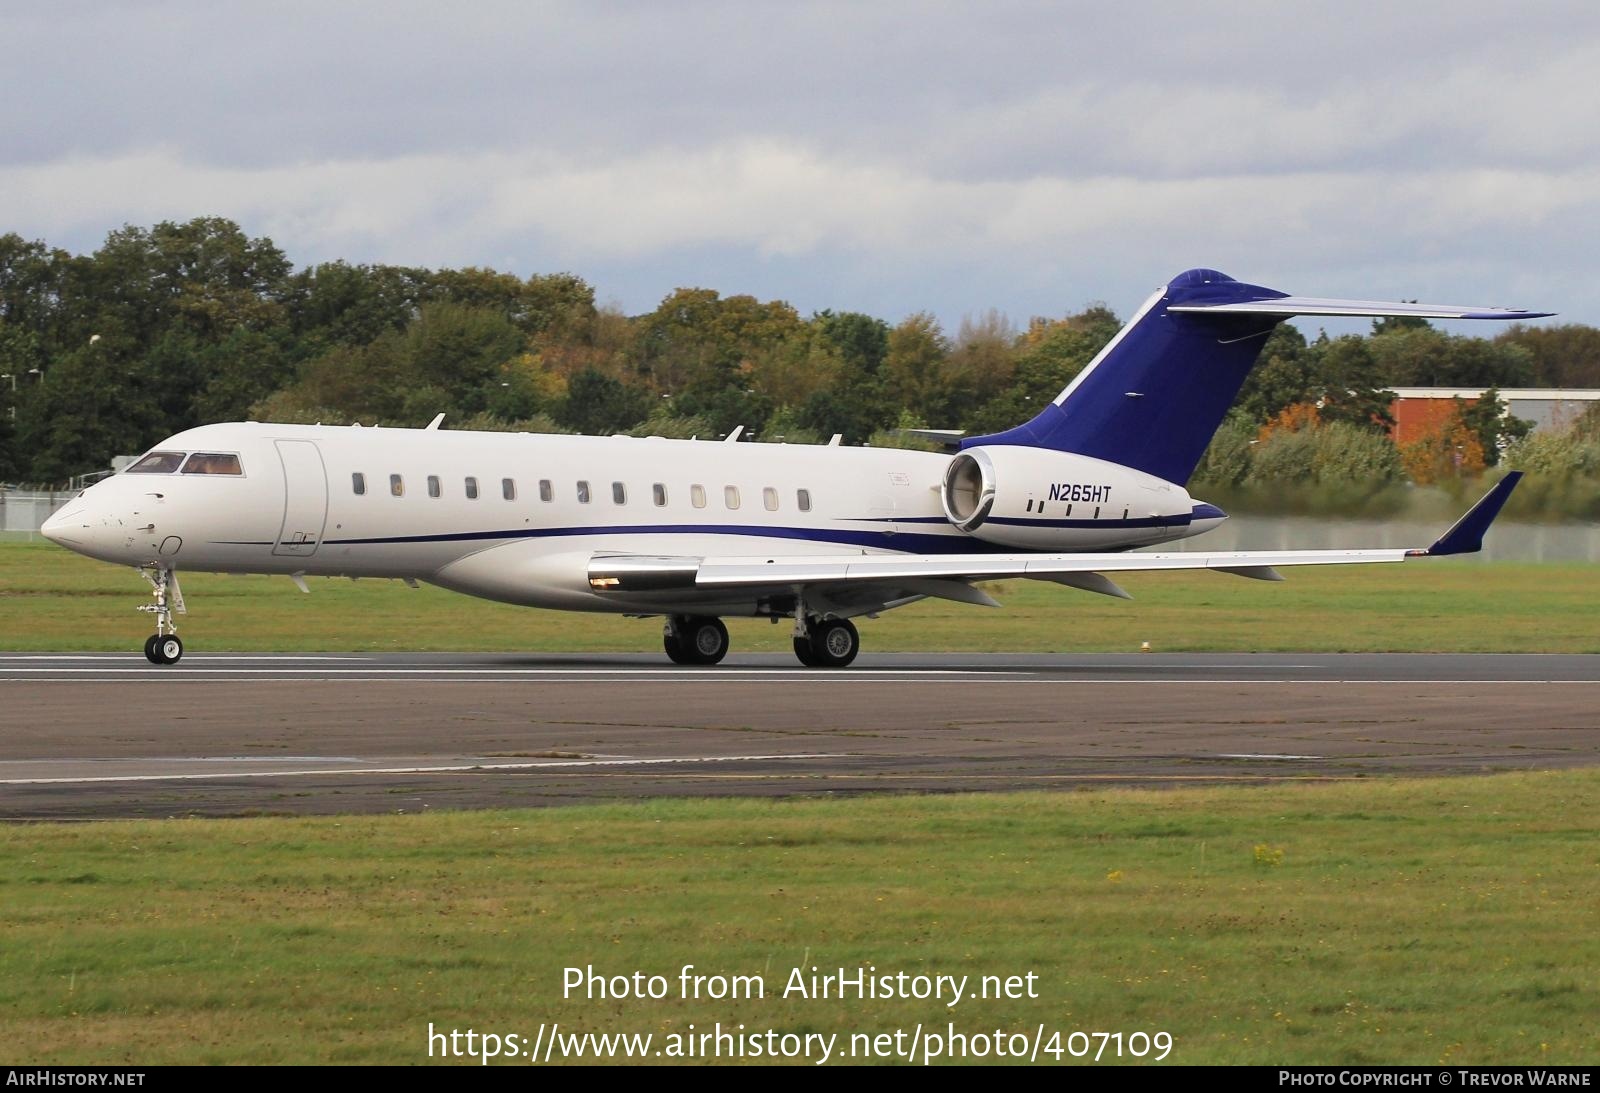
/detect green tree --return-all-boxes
[1367,326,1533,387]
[1302,335,1396,431]
[285,261,430,355]
[557,367,651,435]
[962,305,1118,433]
[881,312,949,423]
[1233,325,1311,424]
[1459,387,1533,466]
[1494,323,1600,387]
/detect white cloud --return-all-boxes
[3,143,1591,312]
[3,2,1596,323]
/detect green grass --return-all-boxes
[0,771,1594,1064]
[0,540,1596,652]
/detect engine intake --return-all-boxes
[941,449,996,532]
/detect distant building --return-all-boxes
[1388,388,1600,446]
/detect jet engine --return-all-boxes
[939,445,1202,550]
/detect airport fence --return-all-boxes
[1175,515,1600,563]
[0,488,75,542]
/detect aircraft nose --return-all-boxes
[39,505,83,546]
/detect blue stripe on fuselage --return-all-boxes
[214,512,1208,554]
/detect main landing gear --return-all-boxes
[793,617,859,669]
[658,612,861,668]
[657,611,862,668]
[138,567,186,665]
[663,615,730,666]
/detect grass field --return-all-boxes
[0,771,1594,1065]
[5,541,1596,1066]
[2,541,1598,653]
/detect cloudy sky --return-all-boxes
[4,1,1597,332]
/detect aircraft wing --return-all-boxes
[590,474,1522,600]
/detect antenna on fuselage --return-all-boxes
[724,426,744,443]
[425,413,445,430]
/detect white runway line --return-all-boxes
[3,672,1594,685]
[1218,753,1326,760]
[0,655,370,662]
[0,667,1016,678]
[0,752,848,786]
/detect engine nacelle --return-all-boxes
[940,446,1207,550]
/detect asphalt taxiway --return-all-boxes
[2,652,1596,820]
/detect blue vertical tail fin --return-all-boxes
[962,269,1551,485]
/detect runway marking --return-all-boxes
[1219,753,1325,760]
[0,752,847,786]
[0,655,369,662]
[0,666,1009,675]
[3,673,1597,685]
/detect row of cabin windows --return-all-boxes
[350,473,811,512]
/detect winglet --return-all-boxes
[1421,472,1523,556]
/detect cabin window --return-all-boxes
[181,452,243,475]
[539,479,552,502]
[652,483,667,507]
[502,478,516,501]
[724,486,740,510]
[352,472,367,496]
[797,488,812,512]
[762,486,778,511]
[127,451,185,474]
[612,481,626,504]
[390,474,404,497]
[577,480,591,504]
[690,484,706,509]
[427,475,441,498]
[465,476,479,499]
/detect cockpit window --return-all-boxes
[127,451,186,474]
[180,452,243,475]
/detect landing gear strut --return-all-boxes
[789,588,862,669]
[138,567,186,665]
[663,615,729,666]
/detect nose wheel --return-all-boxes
[137,567,187,665]
[144,633,184,665]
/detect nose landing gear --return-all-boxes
[138,567,186,665]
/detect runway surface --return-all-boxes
[3,652,1598,820]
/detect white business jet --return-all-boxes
[41,268,1544,667]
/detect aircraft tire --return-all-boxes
[808,618,859,668]
[152,635,183,665]
[663,631,694,665]
[144,635,162,664]
[684,616,729,665]
[792,635,820,667]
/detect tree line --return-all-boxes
[4,218,1599,509]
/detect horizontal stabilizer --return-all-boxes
[1169,296,1552,321]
